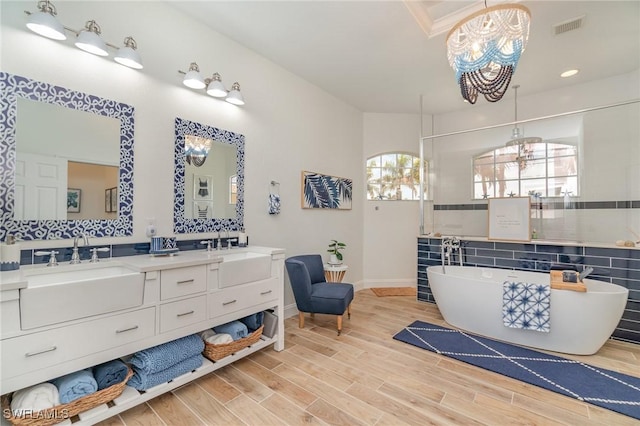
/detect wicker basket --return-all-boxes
[1,367,133,426]
[202,325,264,361]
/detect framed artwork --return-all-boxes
[67,188,81,213]
[105,187,117,212]
[193,175,213,201]
[194,201,213,219]
[301,171,352,210]
[488,197,531,242]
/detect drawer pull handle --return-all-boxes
[177,310,195,317]
[260,290,273,295]
[25,346,57,357]
[222,300,237,306]
[176,279,194,285]
[116,325,139,334]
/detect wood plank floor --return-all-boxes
[97,290,640,425]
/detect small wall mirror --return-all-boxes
[173,117,244,233]
[0,72,135,240]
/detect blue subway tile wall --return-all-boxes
[417,237,640,346]
[18,237,245,266]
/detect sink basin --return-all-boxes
[20,262,144,329]
[219,251,271,288]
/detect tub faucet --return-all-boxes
[579,266,594,281]
[70,233,89,264]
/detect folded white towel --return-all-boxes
[11,383,60,413]
[205,333,234,345]
[199,329,216,341]
[199,329,233,345]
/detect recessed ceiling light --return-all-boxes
[560,69,579,78]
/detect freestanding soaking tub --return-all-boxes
[427,265,629,355]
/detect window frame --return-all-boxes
[366,151,428,201]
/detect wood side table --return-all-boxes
[324,263,348,282]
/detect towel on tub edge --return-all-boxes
[502,281,550,333]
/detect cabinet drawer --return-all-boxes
[159,295,207,333]
[160,265,207,300]
[1,307,155,380]
[209,280,279,318]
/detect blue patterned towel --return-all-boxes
[129,334,204,375]
[502,281,550,332]
[213,320,248,340]
[239,312,264,332]
[51,369,98,404]
[268,193,281,215]
[92,359,129,390]
[127,354,203,391]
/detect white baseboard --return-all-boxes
[362,278,416,289]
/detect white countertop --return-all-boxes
[0,246,285,292]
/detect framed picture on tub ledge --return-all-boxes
[488,196,531,242]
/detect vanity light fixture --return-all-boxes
[206,73,227,97]
[179,63,245,106]
[25,0,66,40]
[75,20,108,56]
[225,82,245,106]
[182,62,206,89]
[113,37,143,69]
[24,1,143,69]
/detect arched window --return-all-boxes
[366,152,427,200]
[473,140,578,199]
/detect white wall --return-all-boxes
[1,1,364,307]
[362,113,432,286]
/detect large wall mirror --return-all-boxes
[173,117,244,233]
[0,72,134,240]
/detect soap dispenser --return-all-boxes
[1,234,21,271]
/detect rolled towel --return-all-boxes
[199,329,216,342]
[239,312,264,331]
[205,333,233,345]
[51,369,98,404]
[92,359,129,390]
[213,320,248,340]
[130,334,204,375]
[127,354,203,391]
[11,383,60,413]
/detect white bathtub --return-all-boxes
[427,265,629,355]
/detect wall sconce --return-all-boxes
[24,0,143,69]
[179,62,245,106]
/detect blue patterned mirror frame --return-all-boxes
[174,117,245,234]
[0,72,134,241]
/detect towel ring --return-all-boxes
[270,180,280,195]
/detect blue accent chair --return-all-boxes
[285,254,354,335]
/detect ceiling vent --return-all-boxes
[554,16,585,35]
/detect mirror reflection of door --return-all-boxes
[14,97,120,221]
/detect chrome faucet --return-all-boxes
[225,229,232,249]
[70,233,89,264]
[441,236,463,272]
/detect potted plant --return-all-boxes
[327,239,346,264]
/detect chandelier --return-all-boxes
[185,135,212,167]
[505,85,541,170]
[446,3,531,104]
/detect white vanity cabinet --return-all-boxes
[0,247,285,426]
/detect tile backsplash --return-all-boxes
[417,237,640,345]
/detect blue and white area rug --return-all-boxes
[393,320,640,420]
